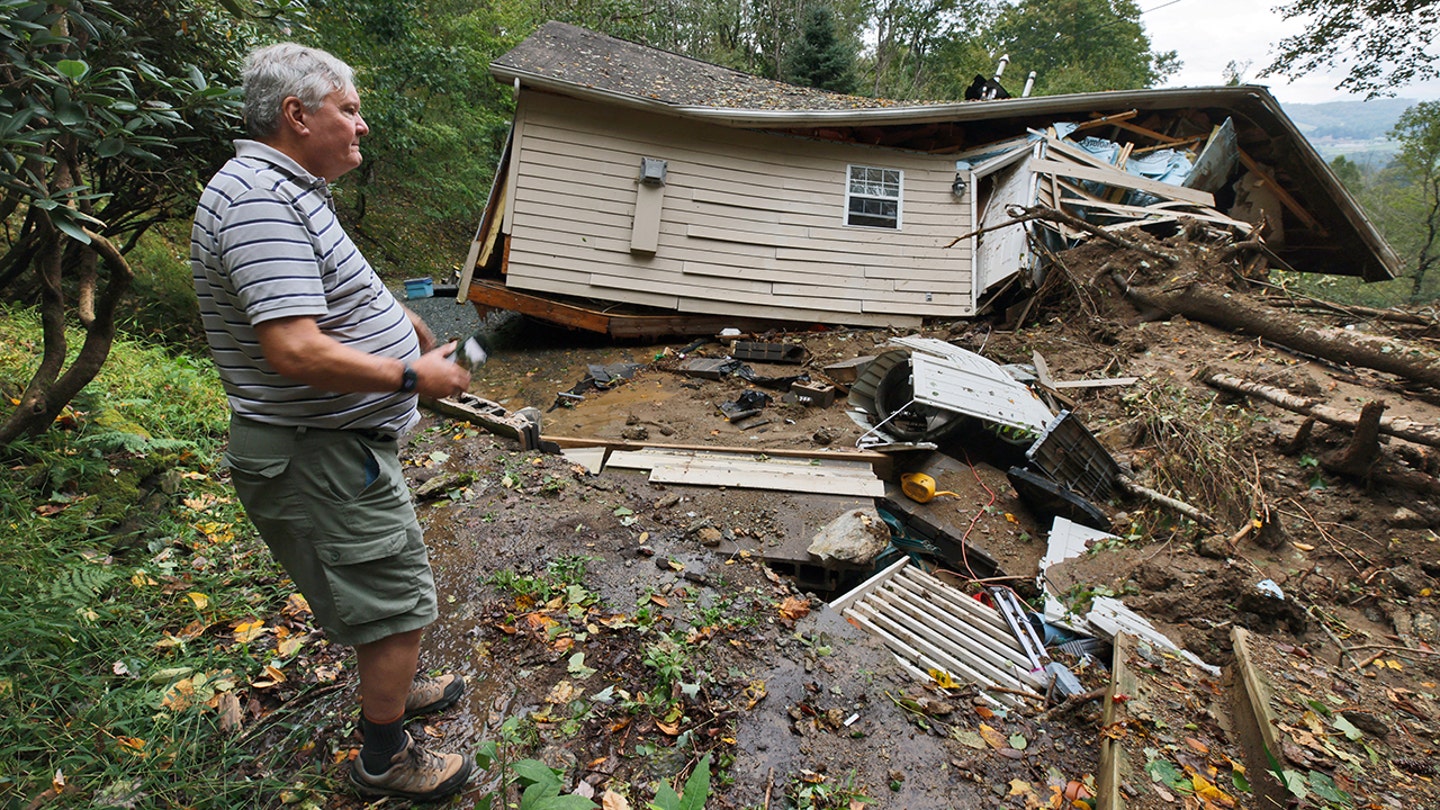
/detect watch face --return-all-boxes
[401,366,418,393]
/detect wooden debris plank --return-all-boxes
[606,448,874,473]
[1231,627,1284,763]
[1071,109,1139,134]
[1056,194,1249,228]
[547,436,888,465]
[1097,632,1137,810]
[1031,159,1215,206]
[1050,377,1139,389]
[646,462,883,496]
[560,447,606,474]
[1237,149,1325,233]
[1042,134,1130,173]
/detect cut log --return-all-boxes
[1201,370,1440,449]
[1117,276,1440,389]
[1322,400,1385,478]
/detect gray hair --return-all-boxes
[241,43,355,138]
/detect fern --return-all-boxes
[46,565,120,606]
[75,431,197,455]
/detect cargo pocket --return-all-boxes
[313,530,421,626]
[223,452,298,527]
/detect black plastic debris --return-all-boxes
[718,389,772,421]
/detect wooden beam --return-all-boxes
[1071,109,1139,134]
[1031,159,1216,206]
[1237,149,1326,235]
[545,435,889,464]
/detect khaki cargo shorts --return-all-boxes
[224,416,437,646]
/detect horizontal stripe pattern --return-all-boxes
[192,140,420,433]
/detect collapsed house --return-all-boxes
[459,21,1398,337]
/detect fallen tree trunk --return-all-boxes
[1113,274,1440,389]
[1201,370,1440,449]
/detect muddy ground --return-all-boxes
[267,234,1439,809]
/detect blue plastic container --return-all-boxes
[403,277,434,299]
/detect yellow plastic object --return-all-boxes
[900,473,961,503]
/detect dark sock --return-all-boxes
[360,713,406,775]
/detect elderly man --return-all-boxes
[191,43,472,801]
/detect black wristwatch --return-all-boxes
[398,363,418,393]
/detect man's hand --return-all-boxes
[412,342,470,399]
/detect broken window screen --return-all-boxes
[846,166,902,229]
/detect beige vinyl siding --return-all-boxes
[504,92,974,323]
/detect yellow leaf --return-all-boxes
[282,593,311,617]
[1191,773,1235,806]
[52,769,64,792]
[778,596,811,621]
[276,636,304,658]
[116,736,147,757]
[161,678,196,711]
[978,723,1008,749]
[186,592,209,610]
[232,619,267,644]
[1291,542,1316,552]
[1008,778,1034,795]
[601,790,632,810]
[131,572,157,587]
[546,681,578,704]
[928,668,959,689]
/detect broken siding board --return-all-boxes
[830,556,910,612]
[646,464,884,496]
[772,283,972,306]
[901,568,1020,637]
[1031,159,1216,206]
[682,261,879,290]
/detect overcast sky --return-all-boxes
[1141,0,1440,106]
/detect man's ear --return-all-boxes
[280,97,308,136]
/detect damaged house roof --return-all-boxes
[469,22,1398,335]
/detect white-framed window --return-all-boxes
[845,165,902,229]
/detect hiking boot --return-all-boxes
[404,673,465,720]
[349,733,472,801]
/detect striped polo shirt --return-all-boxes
[191,140,420,433]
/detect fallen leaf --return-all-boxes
[978,723,1008,750]
[116,737,146,757]
[928,668,959,689]
[601,790,631,810]
[1008,778,1033,796]
[952,729,986,749]
[232,619,267,644]
[778,596,811,621]
[656,720,681,736]
[649,595,670,608]
[546,681,578,704]
[282,594,310,617]
[275,636,304,658]
[186,592,209,610]
[1291,542,1316,551]
[217,693,243,732]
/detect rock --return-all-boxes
[1195,534,1230,559]
[1388,507,1428,529]
[621,425,648,441]
[1414,612,1438,643]
[812,427,835,445]
[1341,709,1391,739]
[1388,565,1428,597]
[695,527,723,547]
[656,493,681,510]
[807,507,889,565]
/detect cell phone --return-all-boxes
[449,332,489,370]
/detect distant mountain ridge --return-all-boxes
[1281,97,1414,141]
[1278,98,1417,163]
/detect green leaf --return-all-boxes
[1143,758,1187,789]
[1232,769,1250,793]
[1008,733,1028,750]
[56,59,89,80]
[1306,771,1350,805]
[96,137,123,158]
[51,215,92,245]
[475,740,497,770]
[1332,715,1363,741]
[649,784,681,810]
[1279,770,1308,799]
[1306,698,1332,717]
[677,754,711,810]
[55,101,86,127]
[511,759,560,788]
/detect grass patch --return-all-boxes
[0,305,318,808]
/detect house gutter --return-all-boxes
[492,66,1398,281]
